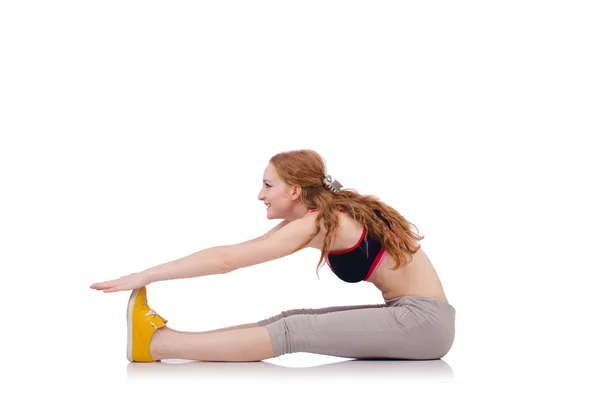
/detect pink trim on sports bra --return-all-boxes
[308,209,366,255]
[309,208,390,279]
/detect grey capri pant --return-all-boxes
[258,295,455,360]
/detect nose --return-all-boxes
[258,190,265,201]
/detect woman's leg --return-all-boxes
[148,303,389,361]
[262,297,456,360]
[169,321,261,336]
[150,325,274,362]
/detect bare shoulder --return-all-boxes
[302,208,355,227]
[302,209,327,230]
[300,210,348,249]
[302,209,369,252]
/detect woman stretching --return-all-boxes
[91,149,456,363]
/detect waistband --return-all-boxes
[384,295,455,311]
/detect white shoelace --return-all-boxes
[146,309,159,329]
[145,309,158,317]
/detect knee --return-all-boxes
[263,318,295,358]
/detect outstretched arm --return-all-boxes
[141,219,292,282]
[91,218,311,292]
[146,218,309,279]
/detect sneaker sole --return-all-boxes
[126,288,140,362]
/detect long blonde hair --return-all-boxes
[269,149,424,278]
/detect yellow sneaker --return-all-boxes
[126,287,168,362]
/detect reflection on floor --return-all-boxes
[127,357,454,381]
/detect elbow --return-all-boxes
[219,248,236,274]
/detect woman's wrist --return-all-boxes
[141,268,159,284]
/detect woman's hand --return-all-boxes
[90,271,152,293]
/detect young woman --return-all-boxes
[91,149,455,363]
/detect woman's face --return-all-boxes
[258,163,297,220]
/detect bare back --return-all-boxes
[304,211,449,303]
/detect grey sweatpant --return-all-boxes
[258,295,455,360]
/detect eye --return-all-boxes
[265,183,272,188]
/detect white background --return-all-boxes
[1,1,598,395]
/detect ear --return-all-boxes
[291,185,302,200]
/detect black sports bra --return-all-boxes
[308,209,390,283]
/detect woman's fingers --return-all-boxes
[91,279,119,290]
[93,281,124,292]
[92,275,129,289]
[103,286,123,293]
[91,273,146,292]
